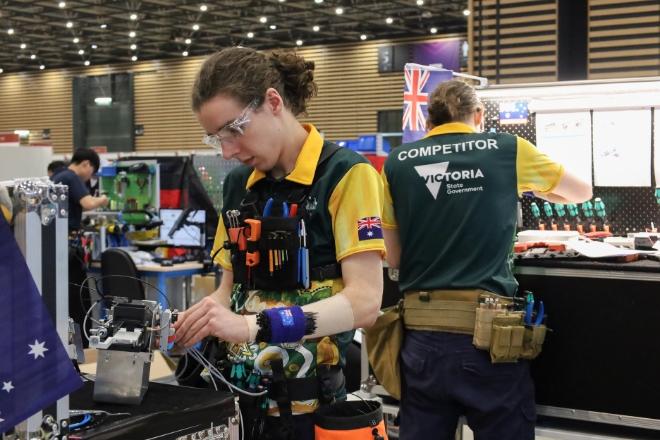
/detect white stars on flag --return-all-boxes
[28,340,48,359]
[2,382,13,393]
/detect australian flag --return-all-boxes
[357,217,383,241]
[0,214,83,431]
[402,63,454,144]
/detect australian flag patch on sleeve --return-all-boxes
[357,217,383,241]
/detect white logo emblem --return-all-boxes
[414,162,449,199]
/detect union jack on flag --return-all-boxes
[357,217,383,241]
[402,64,454,144]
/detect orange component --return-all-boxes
[564,224,571,231]
[245,219,261,267]
[514,242,532,252]
[590,224,597,232]
[547,243,566,252]
[539,224,546,231]
[577,224,584,234]
[551,224,558,231]
[617,254,639,263]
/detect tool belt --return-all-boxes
[402,289,547,363]
[239,359,344,440]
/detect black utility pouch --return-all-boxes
[227,241,250,287]
[252,215,302,290]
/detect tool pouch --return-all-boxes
[472,293,515,349]
[521,325,547,360]
[488,313,547,363]
[490,319,526,363]
[252,216,302,291]
[227,240,250,287]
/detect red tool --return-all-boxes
[289,204,298,217]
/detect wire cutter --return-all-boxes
[525,300,544,326]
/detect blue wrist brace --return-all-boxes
[261,306,307,343]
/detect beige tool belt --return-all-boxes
[402,289,513,334]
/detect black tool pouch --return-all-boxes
[227,240,250,287]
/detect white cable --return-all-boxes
[240,407,245,440]
[186,348,268,396]
[83,300,103,342]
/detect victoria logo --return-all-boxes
[414,161,449,199]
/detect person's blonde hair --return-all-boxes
[427,79,482,127]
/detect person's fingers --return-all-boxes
[172,310,186,329]
[178,312,212,346]
[174,298,213,339]
[183,326,211,349]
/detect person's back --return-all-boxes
[381,79,592,440]
[384,128,523,296]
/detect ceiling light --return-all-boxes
[94,97,112,105]
[315,0,323,3]
[463,9,470,16]
[129,31,136,37]
[78,49,84,54]
[59,2,66,7]
[260,17,267,23]
[0,69,3,73]
[66,22,73,28]
[91,44,97,49]
[360,34,367,40]
[313,26,320,31]
[30,54,36,59]
[100,24,107,28]
[73,37,79,43]
[20,43,26,49]
[130,14,138,20]
[200,5,207,11]
[417,0,423,4]
[130,44,137,50]
[182,51,188,56]
[336,8,343,14]
[430,27,437,33]
[40,65,45,69]
[84,60,90,66]
[270,25,276,29]
[185,38,191,44]
[131,56,137,61]
[296,39,303,46]
[193,24,200,30]
[247,32,254,38]
[7,29,14,34]
[386,17,393,24]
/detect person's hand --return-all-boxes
[172,296,249,348]
[99,194,109,206]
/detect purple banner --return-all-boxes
[412,40,460,72]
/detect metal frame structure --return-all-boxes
[0,0,468,73]
[12,178,70,439]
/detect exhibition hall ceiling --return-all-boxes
[0,0,468,72]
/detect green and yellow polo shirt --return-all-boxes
[382,122,563,297]
[212,124,385,414]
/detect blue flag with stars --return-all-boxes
[0,213,83,431]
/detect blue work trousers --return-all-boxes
[399,330,536,440]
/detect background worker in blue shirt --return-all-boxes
[381,79,592,440]
[51,148,108,346]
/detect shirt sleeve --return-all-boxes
[516,136,564,195]
[328,163,386,261]
[380,167,398,229]
[211,216,232,270]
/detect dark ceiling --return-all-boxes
[0,0,468,73]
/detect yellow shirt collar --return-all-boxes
[245,124,324,189]
[424,122,476,139]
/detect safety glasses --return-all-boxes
[202,98,260,151]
